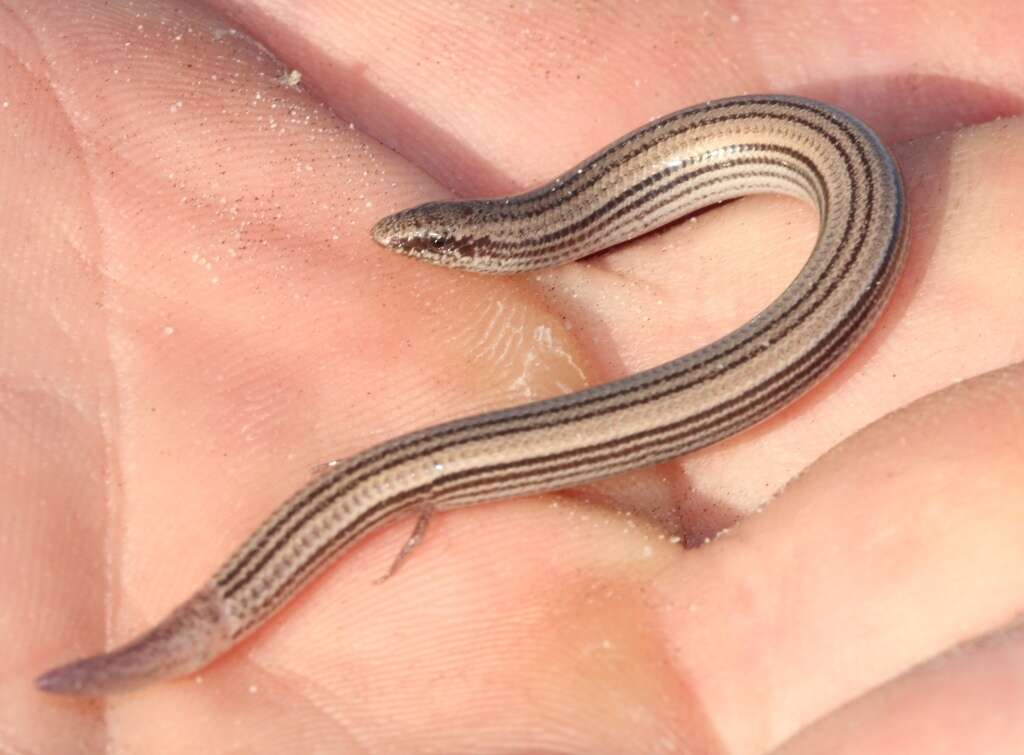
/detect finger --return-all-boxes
[660,360,1024,753]
[224,1,1024,192]
[773,623,1024,755]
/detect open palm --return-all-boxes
[4,2,1024,753]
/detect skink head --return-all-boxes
[371,200,495,271]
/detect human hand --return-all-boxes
[4,2,1023,752]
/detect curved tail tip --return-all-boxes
[35,659,107,696]
[35,587,233,696]
[35,648,173,696]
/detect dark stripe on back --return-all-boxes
[215,98,885,594]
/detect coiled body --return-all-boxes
[37,95,907,695]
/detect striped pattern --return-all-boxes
[37,95,907,695]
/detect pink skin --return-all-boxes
[5,1,1024,754]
